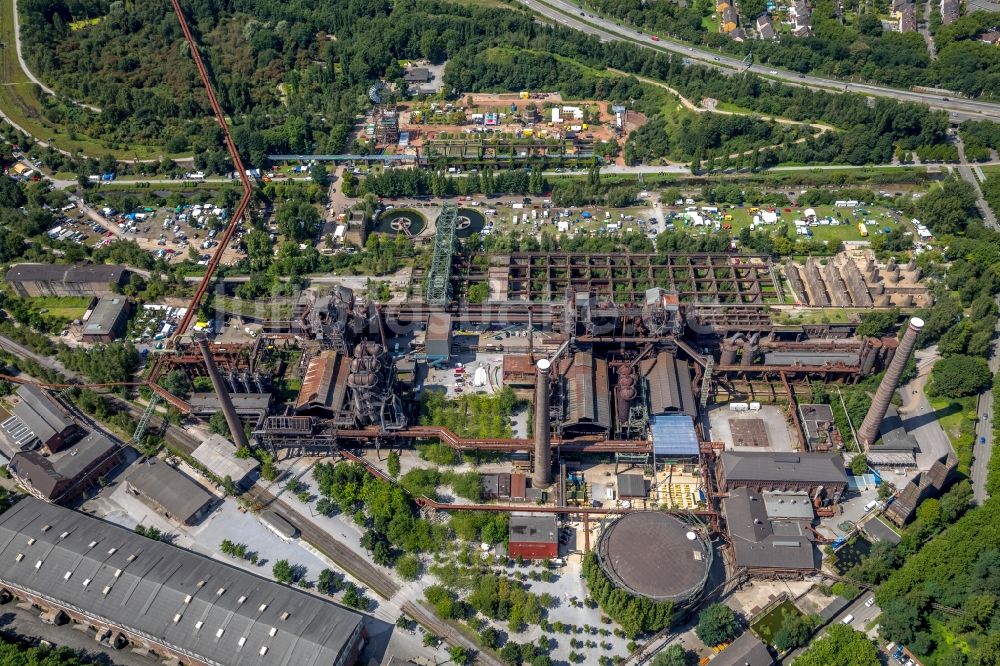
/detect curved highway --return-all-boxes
[525,0,1000,122]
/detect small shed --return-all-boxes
[616,473,647,498]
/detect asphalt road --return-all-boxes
[524,0,1000,122]
[971,303,1000,505]
[899,349,954,471]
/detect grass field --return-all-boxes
[23,296,92,320]
[0,0,183,160]
[929,394,978,476]
[751,601,805,645]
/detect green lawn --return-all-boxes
[23,296,92,320]
[928,394,978,476]
[0,0,186,160]
[751,601,805,645]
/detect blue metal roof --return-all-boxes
[651,414,699,457]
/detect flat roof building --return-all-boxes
[722,487,817,573]
[716,451,848,499]
[424,313,452,361]
[616,473,647,498]
[81,296,131,342]
[9,431,123,503]
[6,263,129,298]
[1,384,79,457]
[123,459,215,525]
[191,434,260,488]
[508,514,558,560]
[0,498,365,666]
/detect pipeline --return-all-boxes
[147,0,255,387]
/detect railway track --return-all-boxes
[400,601,505,666]
[244,484,401,600]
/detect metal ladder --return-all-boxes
[132,395,160,445]
[700,357,714,408]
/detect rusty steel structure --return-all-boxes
[195,336,250,449]
[483,253,782,305]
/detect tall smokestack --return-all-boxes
[857,317,923,447]
[533,359,552,487]
[196,336,250,449]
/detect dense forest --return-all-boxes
[20,0,957,169]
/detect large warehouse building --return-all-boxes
[0,499,365,666]
[5,263,130,298]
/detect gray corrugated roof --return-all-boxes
[509,514,557,544]
[123,459,214,523]
[712,632,774,666]
[723,488,816,571]
[83,297,128,335]
[641,351,697,418]
[5,263,127,284]
[720,451,848,486]
[189,394,273,414]
[0,498,363,666]
[51,431,118,481]
[192,435,260,483]
[11,384,75,447]
[616,474,646,498]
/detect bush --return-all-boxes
[396,554,422,581]
[696,604,738,647]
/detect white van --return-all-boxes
[864,500,878,512]
[842,615,854,624]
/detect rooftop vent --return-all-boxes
[237,595,246,604]
[63,571,72,580]
[173,614,182,623]
[280,611,290,620]
[107,547,116,555]
[83,578,91,587]
[215,628,224,638]
[258,604,267,612]
[41,524,51,532]
[238,637,247,647]
[195,621,203,631]
[216,587,225,596]
[259,647,268,656]
[59,531,69,539]
[34,560,42,569]
[27,538,35,546]
[268,627,277,637]
[102,585,111,595]
[14,553,23,562]
[184,595,192,604]
[87,541,97,548]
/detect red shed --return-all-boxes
[508,514,558,560]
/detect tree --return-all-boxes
[931,354,992,398]
[795,624,879,666]
[272,559,295,584]
[774,613,814,651]
[855,309,900,337]
[479,626,500,649]
[850,455,869,476]
[396,554,421,581]
[500,642,522,665]
[387,450,401,477]
[449,646,472,665]
[160,370,192,398]
[653,645,691,666]
[695,604,738,647]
